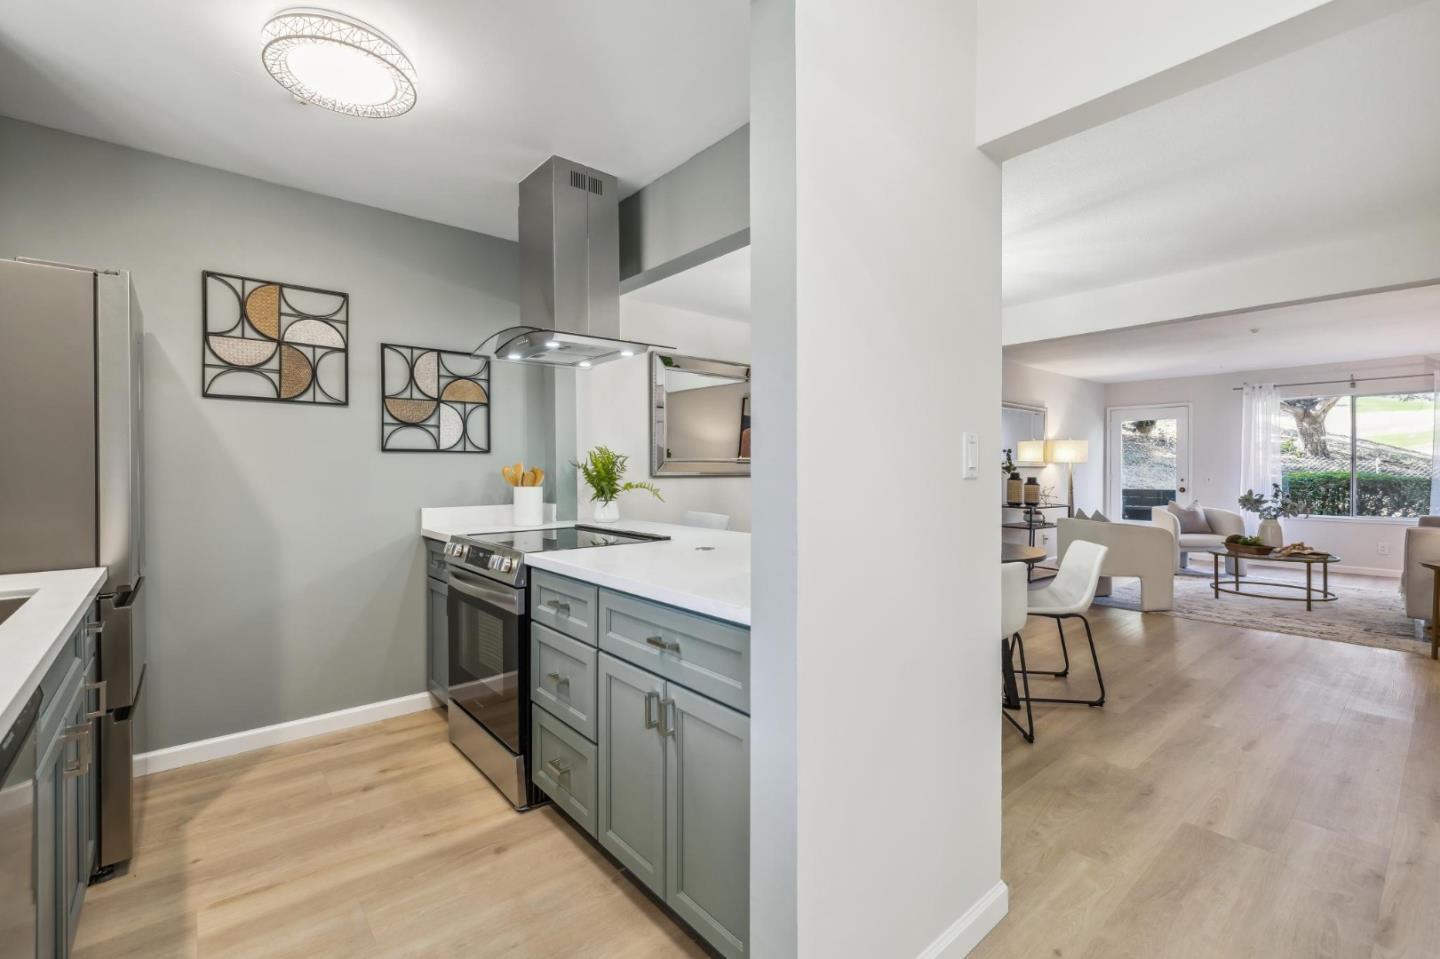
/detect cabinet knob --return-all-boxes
[644,690,660,729]
[659,698,677,738]
[61,725,92,779]
[82,680,108,720]
[546,757,572,779]
[545,600,571,617]
[545,671,570,689]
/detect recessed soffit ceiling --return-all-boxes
[1003,284,1440,384]
[1002,0,1440,308]
[0,1,748,240]
[625,246,751,322]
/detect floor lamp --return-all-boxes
[1046,439,1089,518]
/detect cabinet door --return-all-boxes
[35,730,60,959]
[665,686,750,959]
[426,577,448,701]
[62,688,93,949]
[596,652,666,897]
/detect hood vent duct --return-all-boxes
[477,155,670,369]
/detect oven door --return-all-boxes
[446,567,525,754]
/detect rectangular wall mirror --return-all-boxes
[651,353,752,476]
[1001,402,1046,466]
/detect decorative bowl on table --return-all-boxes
[1224,534,1275,557]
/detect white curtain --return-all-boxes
[1431,364,1440,516]
[1240,383,1282,506]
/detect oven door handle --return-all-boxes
[446,569,524,614]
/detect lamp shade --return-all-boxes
[1015,439,1047,465]
[1045,438,1089,464]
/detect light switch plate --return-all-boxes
[962,432,979,479]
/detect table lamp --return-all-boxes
[1045,439,1089,517]
[1015,439,1047,467]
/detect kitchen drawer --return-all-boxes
[598,591,750,714]
[532,704,598,838]
[531,623,598,741]
[425,539,448,580]
[530,570,598,645]
[38,630,84,733]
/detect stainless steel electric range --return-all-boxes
[442,525,666,808]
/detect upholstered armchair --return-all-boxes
[1057,517,1174,612]
[1150,506,1246,573]
[1402,517,1440,639]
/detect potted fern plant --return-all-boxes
[573,446,661,523]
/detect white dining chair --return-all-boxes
[1016,539,1109,718]
[1000,562,1034,743]
[682,510,730,530]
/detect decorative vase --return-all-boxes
[593,500,619,523]
[1023,477,1040,506]
[1257,518,1284,547]
[1006,473,1023,506]
[512,486,543,527]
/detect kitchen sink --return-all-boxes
[0,596,29,627]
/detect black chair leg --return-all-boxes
[1018,614,1105,709]
[1019,616,1071,678]
[1001,632,1035,743]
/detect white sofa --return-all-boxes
[1402,517,1440,645]
[1057,517,1174,612]
[1150,506,1246,573]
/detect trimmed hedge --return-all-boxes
[1284,470,1432,518]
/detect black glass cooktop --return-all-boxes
[475,525,665,553]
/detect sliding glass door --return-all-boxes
[1107,406,1190,520]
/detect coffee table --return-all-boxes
[1203,546,1339,611]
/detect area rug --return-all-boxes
[1092,572,1429,656]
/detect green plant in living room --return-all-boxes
[573,445,661,522]
[1238,483,1311,548]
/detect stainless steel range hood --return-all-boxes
[487,156,670,368]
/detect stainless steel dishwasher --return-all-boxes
[0,688,42,958]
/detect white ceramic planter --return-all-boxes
[592,500,619,523]
[512,486,543,526]
[1257,517,1284,547]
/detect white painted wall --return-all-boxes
[975,0,1407,155]
[1105,355,1435,575]
[1003,361,1108,558]
[1004,217,1440,346]
[752,1,1004,956]
[574,298,751,529]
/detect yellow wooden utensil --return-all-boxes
[532,467,545,487]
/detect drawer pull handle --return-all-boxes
[545,600,571,617]
[61,725,92,779]
[546,671,570,689]
[645,635,681,653]
[83,680,108,720]
[546,757,572,779]
[83,621,104,635]
[659,698,677,738]
[644,690,660,729]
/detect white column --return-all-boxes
[751,2,1005,957]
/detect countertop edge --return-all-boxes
[0,567,107,735]
[524,553,751,627]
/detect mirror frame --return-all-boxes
[651,352,752,477]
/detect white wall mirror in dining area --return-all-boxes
[651,353,752,476]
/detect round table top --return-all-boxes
[1202,545,1339,563]
[1003,544,1047,566]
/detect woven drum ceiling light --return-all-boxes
[261,8,417,118]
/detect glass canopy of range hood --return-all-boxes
[483,327,673,369]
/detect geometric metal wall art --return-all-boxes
[380,343,491,452]
[202,271,349,405]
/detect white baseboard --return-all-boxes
[915,881,1009,959]
[134,691,437,777]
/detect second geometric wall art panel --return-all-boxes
[202,271,349,404]
[380,343,491,452]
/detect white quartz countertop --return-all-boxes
[0,567,106,734]
[420,507,750,626]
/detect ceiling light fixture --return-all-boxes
[261,8,417,118]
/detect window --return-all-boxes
[1279,392,1435,518]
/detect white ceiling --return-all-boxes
[1004,284,1440,383]
[625,246,751,321]
[0,1,748,239]
[1002,0,1440,307]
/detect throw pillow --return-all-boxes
[1167,501,1212,534]
[1074,508,1089,520]
[1089,510,1111,523]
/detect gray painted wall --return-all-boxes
[619,125,749,291]
[0,117,550,750]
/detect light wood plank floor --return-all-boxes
[76,594,1439,958]
[73,707,708,959]
[973,600,1440,959]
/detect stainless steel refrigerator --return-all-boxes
[0,257,146,873]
